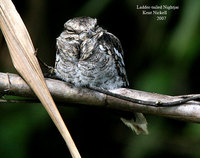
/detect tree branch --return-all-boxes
[1,72,200,123]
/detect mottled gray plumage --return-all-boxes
[55,17,128,90]
[54,17,148,134]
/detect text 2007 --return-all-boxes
[156,16,166,21]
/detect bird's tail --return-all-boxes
[121,113,148,135]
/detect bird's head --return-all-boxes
[64,17,97,35]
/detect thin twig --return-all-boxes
[87,86,200,107]
[0,98,39,103]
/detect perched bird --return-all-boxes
[54,17,148,134]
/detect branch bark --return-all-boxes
[1,72,200,123]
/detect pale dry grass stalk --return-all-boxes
[0,0,81,157]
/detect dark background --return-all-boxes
[1,0,200,157]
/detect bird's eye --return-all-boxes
[66,26,74,33]
[67,29,74,33]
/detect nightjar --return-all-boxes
[54,17,148,134]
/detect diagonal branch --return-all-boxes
[1,72,200,123]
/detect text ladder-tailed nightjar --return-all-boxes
[54,17,148,134]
